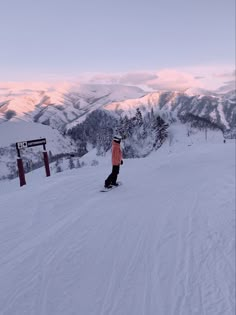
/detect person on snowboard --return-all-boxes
[104,135,123,188]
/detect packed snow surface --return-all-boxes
[0,137,235,315]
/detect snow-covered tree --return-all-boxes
[152,116,169,149]
[68,158,75,170]
[135,108,143,127]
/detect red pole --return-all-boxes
[17,158,26,186]
[43,151,51,177]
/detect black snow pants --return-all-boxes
[105,165,120,187]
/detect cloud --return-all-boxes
[0,81,71,94]
[119,72,158,85]
[145,69,204,91]
[85,69,203,91]
[217,80,236,92]
[194,76,205,80]
[0,65,235,93]
[212,70,236,79]
[85,66,236,91]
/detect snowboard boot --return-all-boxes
[104,182,113,189]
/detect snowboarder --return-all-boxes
[104,135,123,188]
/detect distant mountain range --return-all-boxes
[0,83,235,180]
[0,83,235,134]
[0,84,145,132]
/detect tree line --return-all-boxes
[67,108,169,158]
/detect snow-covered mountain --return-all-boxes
[0,83,235,180]
[0,83,235,132]
[0,84,146,179]
[0,126,234,315]
[0,84,146,131]
[105,89,236,131]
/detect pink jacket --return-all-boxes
[112,141,123,165]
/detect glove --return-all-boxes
[120,160,123,165]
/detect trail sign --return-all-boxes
[16,138,46,149]
[15,137,50,186]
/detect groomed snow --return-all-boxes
[0,132,235,315]
[0,121,69,148]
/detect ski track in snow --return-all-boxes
[0,142,235,315]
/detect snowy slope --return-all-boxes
[0,121,72,148]
[0,129,235,315]
[0,121,75,179]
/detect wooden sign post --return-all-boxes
[16,138,50,187]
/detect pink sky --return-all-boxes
[0,65,235,93]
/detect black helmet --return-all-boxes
[113,135,122,142]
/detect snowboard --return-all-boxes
[100,182,122,192]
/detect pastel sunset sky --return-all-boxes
[0,0,235,90]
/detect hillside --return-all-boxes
[0,84,146,131]
[0,121,76,179]
[105,90,236,131]
[0,83,235,132]
[0,129,235,315]
[0,83,235,180]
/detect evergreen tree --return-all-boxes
[153,116,169,149]
[135,108,143,127]
[76,159,81,168]
[118,115,133,138]
[68,158,75,170]
[55,159,62,173]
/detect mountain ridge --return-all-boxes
[0,83,235,180]
[0,83,235,132]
